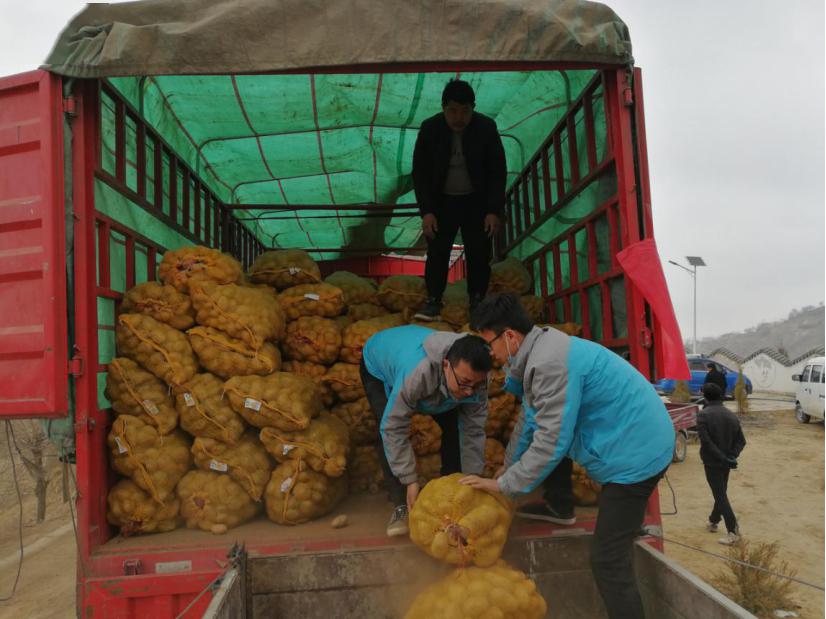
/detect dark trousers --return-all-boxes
[359,360,461,506]
[424,194,491,301]
[704,465,737,533]
[544,462,665,619]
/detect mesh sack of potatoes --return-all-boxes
[323,362,365,402]
[108,415,192,503]
[120,282,195,330]
[277,283,345,320]
[340,313,406,363]
[410,473,513,567]
[488,369,506,397]
[282,316,342,364]
[484,393,517,439]
[260,412,350,478]
[376,275,428,312]
[349,445,385,494]
[409,414,442,456]
[159,246,242,293]
[225,373,322,431]
[264,459,348,525]
[192,433,272,501]
[488,257,532,295]
[483,438,506,479]
[440,304,469,329]
[502,405,520,444]
[175,373,246,444]
[117,314,199,389]
[324,271,378,306]
[177,470,259,533]
[408,318,456,333]
[347,302,389,322]
[330,397,377,445]
[404,561,547,619]
[282,361,335,407]
[248,249,321,290]
[416,453,442,485]
[107,479,181,536]
[572,461,602,506]
[440,282,469,327]
[520,295,547,323]
[189,280,286,347]
[105,358,178,435]
[331,315,354,331]
[188,326,281,379]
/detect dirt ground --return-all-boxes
[0,403,822,618]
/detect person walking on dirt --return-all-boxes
[360,326,492,537]
[459,293,674,619]
[703,362,728,399]
[411,79,507,321]
[697,382,746,545]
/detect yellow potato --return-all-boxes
[260,412,350,478]
[105,358,178,435]
[120,282,195,330]
[107,479,181,536]
[224,373,322,431]
[283,317,342,364]
[376,275,427,312]
[191,432,272,501]
[188,326,281,379]
[117,313,199,389]
[324,271,378,305]
[177,470,259,532]
[159,246,242,293]
[330,397,377,446]
[409,414,442,456]
[278,283,345,320]
[249,249,321,290]
[264,459,348,525]
[323,362,365,402]
[483,438,505,479]
[176,373,246,444]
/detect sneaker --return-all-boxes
[516,502,576,525]
[718,531,741,546]
[413,298,442,321]
[386,504,409,537]
[706,521,719,533]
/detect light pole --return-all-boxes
[668,256,706,354]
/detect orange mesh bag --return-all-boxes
[260,412,350,478]
[159,246,242,293]
[117,313,199,389]
[349,445,384,494]
[177,470,259,533]
[323,362,365,402]
[520,295,547,323]
[331,315,354,330]
[248,249,321,290]
[105,358,178,435]
[278,283,345,320]
[409,414,442,456]
[189,280,286,348]
[324,271,379,305]
[440,304,469,328]
[107,479,181,536]
[488,368,506,397]
[347,302,389,321]
[441,281,470,327]
[191,433,272,501]
[281,361,335,407]
[176,373,246,444]
[416,453,441,485]
[120,282,195,330]
[488,257,531,295]
[188,326,281,379]
[376,275,428,312]
[484,393,517,439]
[409,473,513,567]
[483,438,506,479]
[108,415,192,504]
[572,461,602,506]
[340,313,405,363]
[264,459,348,525]
[224,373,322,431]
[330,397,377,445]
[283,316,342,364]
[404,561,547,619]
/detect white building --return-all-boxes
[709,346,825,395]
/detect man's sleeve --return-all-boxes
[485,120,507,216]
[503,406,526,468]
[412,122,435,216]
[497,368,579,497]
[696,413,727,461]
[732,425,747,458]
[380,379,419,485]
[457,399,487,476]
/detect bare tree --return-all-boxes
[9,421,51,523]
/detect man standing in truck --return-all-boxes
[411,79,507,321]
[460,293,674,619]
[361,325,492,537]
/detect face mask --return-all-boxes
[502,335,524,397]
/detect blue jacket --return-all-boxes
[363,326,488,485]
[499,326,674,497]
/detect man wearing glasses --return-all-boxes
[361,325,492,537]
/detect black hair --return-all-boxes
[446,335,493,373]
[706,362,715,370]
[702,383,723,401]
[442,79,475,107]
[470,292,534,335]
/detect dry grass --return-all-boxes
[670,380,692,403]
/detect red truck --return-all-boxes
[0,1,743,617]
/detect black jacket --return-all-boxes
[704,368,728,396]
[412,112,507,216]
[696,401,747,468]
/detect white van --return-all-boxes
[792,356,825,423]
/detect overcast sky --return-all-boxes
[1,0,823,340]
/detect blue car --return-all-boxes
[655,355,753,399]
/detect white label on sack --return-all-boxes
[114,437,128,454]
[183,393,196,407]
[280,477,293,493]
[244,398,262,411]
[142,400,159,415]
[303,293,320,301]
[209,459,228,472]
[282,444,295,455]
[288,267,300,275]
